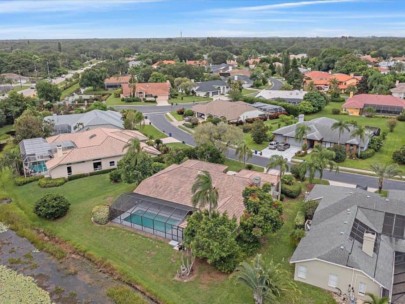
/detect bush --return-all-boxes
[106,286,147,304]
[359,148,375,159]
[183,109,194,117]
[245,164,253,170]
[290,229,305,247]
[152,162,166,173]
[328,145,346,163]
[281,174,294,186]
[331,108,341,115]
[330,96,345,103]
[34,193,70,220]
[190,117,199,126]
[393,146,405,165]
[250,120,269,144]
[91,205,110,225]
[368,136,383,152]
[281,183,302,198]
[294,211,305,229]
[38,177,66,188]
[397,113,405,121]
[290,163,306,181]
[242,124,252,133]
[176,108,185,115]
[124,96,142,103]
[109,169,122,183]
[302,200,319,220]
[14,175,42,186]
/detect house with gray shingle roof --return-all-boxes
[45,110,123,134]
[192,80,229,98]
[272,117,372,152]
[291,185,405,303]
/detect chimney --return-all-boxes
[252,176,261,187]
[362,232,376,257]
[349,91,354,98]
[56,145,63,158]
[298,114,305,123]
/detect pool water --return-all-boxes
[123,210,180,232]
[30,162,47,173]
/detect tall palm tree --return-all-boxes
[331,120,350,145]
[351,125,367,158]
[235,254,297,304]
[191,171,219,216]
[129,69,137,98]
[364,293,389,304]
[123,138,141,154]
[294,124,311,148]
[235,142,253,166]
[370,163,402,193]
[309,145,339,181]
[267,155,289,201]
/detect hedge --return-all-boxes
[38,178,66,188]
[91,205,110,225]
[67,168,114,181]
[294,211,305,229]
[303,200,319,220]
[359,148,375,159]
[281,182,302,198]
[14,175,42,186]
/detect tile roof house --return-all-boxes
[291,185,405,303]
[304,71,359,92]
[192,99,265,122]
[210,63,234,77]
[391,81,405,99]
[343,94,405,116]
[192,80,229,97]
[121,81,171,104]
[20,128,160,179]
[273,117,372,152]
[151,60,176,69]
[255,89,307,104]
[134,159,279,220]
[104,75,131,89]
[44,110,123,134]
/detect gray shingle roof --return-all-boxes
[273,117,372,148]
[291,185,405,290]
[193,80,228,93]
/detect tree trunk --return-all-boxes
[278,173,282,201]
[379,178,383,193]
[253,291,263,304]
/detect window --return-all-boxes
[93,161,102,171]
[109,161,115,167]
[297,266,307,279]
[358,282,367,295]
[67,166,72,176]
[328,274,338,288]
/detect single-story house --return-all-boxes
[110,159,279,240]
[104,76,131,89]
[343,94,405,116]
[230,75,253,88]
[251,102,287,116]
[44,110,123,134]
[256,89,307,105]
[151,60,176,69]
[391,81,405,99]
[192,80,229,97]
[121,81,171,104]
[19,128,160,179]
[0,73,30,84]
[192,100,266,123]
[291,185,405,303]
[304,71,359,92]
[272,116,372,152]
[210,64,233,77]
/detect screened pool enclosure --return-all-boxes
[110,193,193,241]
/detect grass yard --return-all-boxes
[139,125,166,139]
[9,85,30,93]
[169,95,210,104]
[105,94,148,106]
[0,125,14,142]
[170,111,184,121]
[241,88,258,96]
[224,158,264,172]
[0,172,334,304]
[305,102,405,171]
[165,142,190,150]
[60,82,80,99]
[243,133,268,151]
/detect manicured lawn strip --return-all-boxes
[60,83,80,99]
[178,125,194,134]
[164,114,173,122]
[305,102,405,170]
[106,94,150,106]
[166,142,190,150]
[241,88,258,96]
[169,111,183,121]
[139,125,166,139]
[169,95,210,104]
[224,158,264,172]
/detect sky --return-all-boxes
[0,0,404,39]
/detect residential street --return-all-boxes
[269,77,284,90]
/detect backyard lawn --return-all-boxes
[0,172,334,304]
[305,102,405,171]
[169,95,210,104]
[60,82,80,99]
[139,125,166,139]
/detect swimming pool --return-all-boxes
[30,162,47,173]
[123,210,180,233]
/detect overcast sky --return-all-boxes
[0,0,403,39]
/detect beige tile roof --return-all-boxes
[46,128,160,169]
[134,160,279,219]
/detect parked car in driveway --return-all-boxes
[269,141,278,149]
[277,143,290,151]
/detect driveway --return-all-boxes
[269,77,284,90]
[260,146,300,161]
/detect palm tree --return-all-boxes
[129,68,137,98]
[309,145,339,181]
[235,142,253,166]
[370,163,402,193]
[123,138,141,154]
[191,171,219,216]
[235,254,297,304]
[267,155,289,201]
[364,293,389,304]
[351,125,367,158]
[294,124,311,148]
[331,120,350,145]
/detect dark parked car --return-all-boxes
[277,143,290,151]
[269,141,278,150]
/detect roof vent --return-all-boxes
[340,231,344,235]
[252,176,261,187]
[366,195,370,198]
[344,221,348,224]
[89,134,97,139]
[340,246,345,250]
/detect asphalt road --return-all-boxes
[269,77,284,90]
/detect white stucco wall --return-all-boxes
[239,110,265,121]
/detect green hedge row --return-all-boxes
[359,148,375,159]
[67,169,114,181]
[38,178,67,188]
[15,175,43,186]
[294,211,305,229]
[281,182,302,198]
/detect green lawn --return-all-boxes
[166,142,190,150]
[0,125,13,142]
[170,111,184,121]
[0,173,333,304]
[8,85,30,94]
[241,88,258,96]
[243,133,268,151]
[60,83,80,99]
[139,125,166,139]
[169,95,211,104]
[224,159,264,172]
[305,102,405,171]
[106,94,149,106]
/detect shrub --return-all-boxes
[393,146,405,165]
[183,109,194,117]
[123,97,142,103]
[14,175,42,186]
[368,136,383,152]
[106,286,147,304]
[245,164,253,170]
[250,120,269,144]
[381,130,388,140]
[91,205,110,225]
[290,163,306,181]
[328,145,346,163]
[34,194,70,220]
[331,108,341,115]
[281,174,294,186]
[290,229,305,247]
[397,113,405,121]
[330,96,345,103]
[294,211,305,229]
[190,117,199,126]
[387,118,397,132]
[176,108,185,115]
[152,162,166,173]
[242,124,252,133]
[359,148,375,159]
[38,177,66,188]
[109,169,122,183]
[303,200,319,220]
[281,183,302,198]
